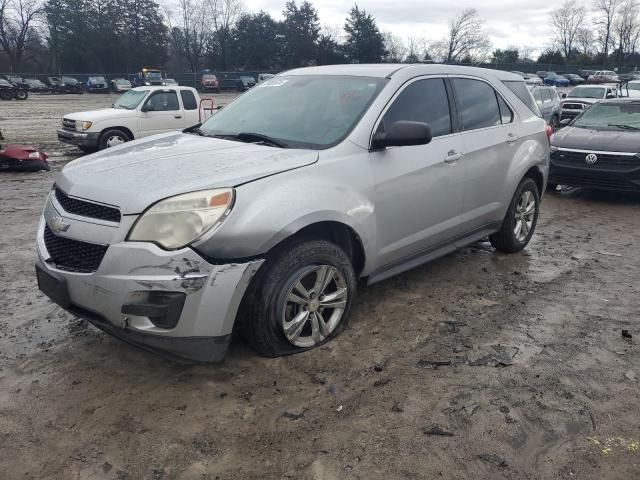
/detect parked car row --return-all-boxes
[536,70,623,85]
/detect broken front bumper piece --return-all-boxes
[36,216,264,362]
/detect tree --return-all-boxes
[316,33,346,65]
[281,1,319,68]
[0,0,42,70]
[537,48,565,65]
[492,48,519,64]
[234,11,279,69]
[593,0,621,65]
[576,27,595,56]
[382,31,405,62]
[344,4,386,63]
[613,0,640,64]
[438,8,491,64]
[550,0,585,65]
[209,0,244,70]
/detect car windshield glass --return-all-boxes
[568,87,605,99]
[144,72,162,81]
[115,79,128,84]
[113,90,148,109]
[240,76,254,82]
[61,77,76,83]
[203,75,216,80]
[573,103,640,129]
[91,77,105,82]
[199,75,387,149]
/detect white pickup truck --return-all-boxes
[57,86,212,152]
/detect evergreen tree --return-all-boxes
[344,4,386,63]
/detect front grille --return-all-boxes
[552,150,640,170]
[54,187,121,223]
[562,103,586,110]
[44,224,108,272]
[62,118,76,131]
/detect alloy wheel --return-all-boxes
[514,190,536,242]
[282,265,348,348]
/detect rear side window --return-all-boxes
[452,78,501,131]
[503,80,541,117]
[541,89,551,102]
[497,96,514,124]
[381,78,452,138]
[180,90,198,110]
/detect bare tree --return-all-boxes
[164,0,211,71]
[593,0,621,64]
[613,0,640,62]
[208,0,244,70]
[576,27,595,56]
[0,0,42,70]
[382,31,405,62]
[550,0,586,64]
[438,9,491,64]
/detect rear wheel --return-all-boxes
[98,129,129,150]
[0,90,13,100]
[239,239,356,357]
[14,90,28,100]
[490,177,540,253]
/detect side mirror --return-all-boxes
[141,104,154,112]
[559,118,572,127]
[561,93,567,99]
[372,120,432,150]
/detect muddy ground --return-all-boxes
[1,94,639,479]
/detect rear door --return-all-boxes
[369,77,467,268]
[179,89,200,126]
[452,77,521,231]
[138,90,185,137]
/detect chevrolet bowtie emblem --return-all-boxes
[50,215,70,234]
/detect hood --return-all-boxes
[552,126,640,153]
[65,108,129,122]
[562,97,601,105]
[56,132,318,214]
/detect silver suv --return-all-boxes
[36,65,549,362]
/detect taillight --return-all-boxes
[545,125,553,142]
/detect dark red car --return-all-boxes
[0,143,49,171]
[201,74,220,93]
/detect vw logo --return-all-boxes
[585,153,598,165]
[50,215,70,234]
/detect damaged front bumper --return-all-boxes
[57,128,100,148]
[35,195,264,362]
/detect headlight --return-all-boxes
[128,188,234,250]
[76,120,92,131]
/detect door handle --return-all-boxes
[174,115,182,119]
[506,133,519,144]
[444,151,464,164]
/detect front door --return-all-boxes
[369,77,466,269]
[138,90,186,137]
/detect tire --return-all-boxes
[14,90,28,100]
[0,90,13,100]
[98,128,130,150]
[239,239,357,357]
[490,177,540,253]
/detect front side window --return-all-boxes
[379,78,452,138]
[541,89,552,103]
[453,78,501,131]
[145,91,179,111]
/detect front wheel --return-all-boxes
[0,90,13,100]
[98,129,129,150]
[239,239,357,357]
[490,177,540,253]
[14,90,28,100]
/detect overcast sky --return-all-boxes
[248,0,593,57]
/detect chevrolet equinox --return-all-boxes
[36,64,549,362]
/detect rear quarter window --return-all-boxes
[503,80,542,117]
[180,90,198,110]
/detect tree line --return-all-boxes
[3,0,640,75]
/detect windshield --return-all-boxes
[199,75,387,149]
[203,75,217,80]
[144,72,162,81]
[568,87,605,99]
[61,77,77,84]
[114,79,129,84]
[113,90,148,109]
[90,76,105,82]
[573,102,640,130]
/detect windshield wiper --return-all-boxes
[607,123,640,130]
[235,132,288,148]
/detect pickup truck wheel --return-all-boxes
[14,90,28,100]
[490,177,540,253]
[99,129,129,149]
[239,239,356,357]
[0,90,13,100]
